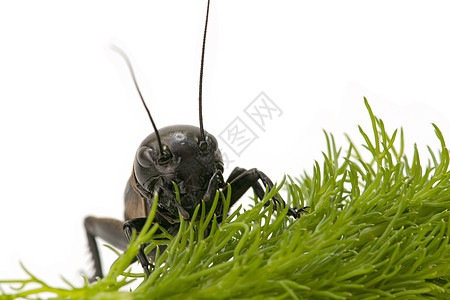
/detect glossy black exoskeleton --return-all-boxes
[84,0,307,281]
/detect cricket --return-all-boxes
[84,0,307,281]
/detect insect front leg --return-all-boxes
[84,217,128,281]
[123,218,154,277]
[224,167,307,218]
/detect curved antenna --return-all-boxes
[110,45,164,154]
[198,0,211,142]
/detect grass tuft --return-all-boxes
[1,99,450,299]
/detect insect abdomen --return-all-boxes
[124,173,147,220]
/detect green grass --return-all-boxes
[1,98,450,299]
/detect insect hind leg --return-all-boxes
[84,216,128,281]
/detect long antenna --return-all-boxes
[198,0,210,142]
[111,45,164,154]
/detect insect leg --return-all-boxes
[225,167,307,218]
[84,217,128,280]
[123,218,154,277]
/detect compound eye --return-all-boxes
[137,146,156,168]
[157,149,172,165]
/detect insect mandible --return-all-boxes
[84,0,307,281]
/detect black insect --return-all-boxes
[84,0,307,281]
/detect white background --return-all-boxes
[1,0,450,291]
